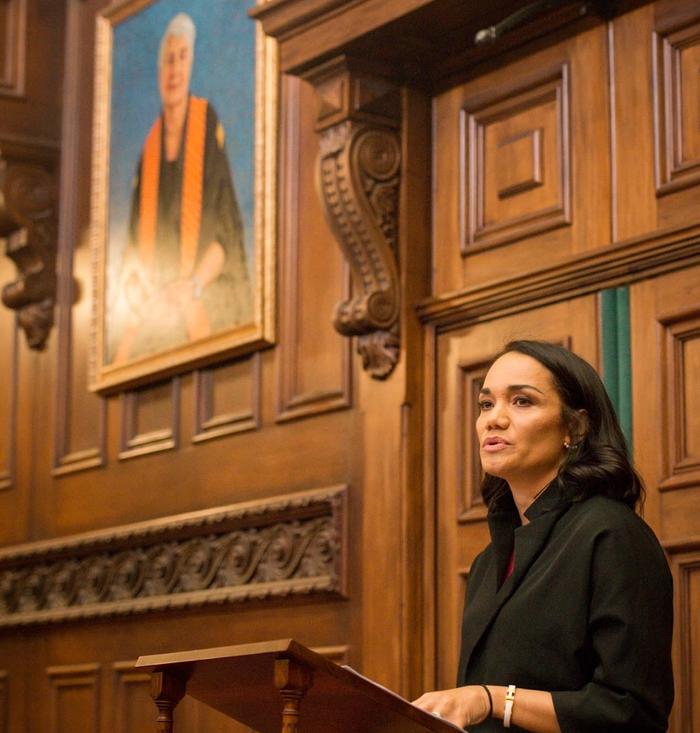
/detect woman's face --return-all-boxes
[159,34,193,111]
[476,351,570,491]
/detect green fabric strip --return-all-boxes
[600,287,633,450]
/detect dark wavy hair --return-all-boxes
[481,340,644,511]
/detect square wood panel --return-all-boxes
[456,362,488,522]
[660,311,700,491]
[654,17,700,195]
[0,0,26,97]
[461,64,571,252]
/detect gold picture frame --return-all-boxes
[90,0,276,393]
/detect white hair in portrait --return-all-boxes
[158,12,197,67]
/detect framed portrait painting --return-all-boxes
[90,0,276,392]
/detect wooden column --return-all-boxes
[150,670,186,733]
[274,657,313,733]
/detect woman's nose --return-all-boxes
[486,403,509,429]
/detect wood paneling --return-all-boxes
[52,0,106,477]
[119,379,180,460]
[667,546,700,733]
[47,664,100,733]
[653,15,700,195]
[614,0,700,238]
[112,661,153,733]
[433,296,599,689]
[461,63,570,252]
[455,363,488,523]
[276,77,352,422]
[0,0,26,97]
[631,267,700,733]
[659,310,700,492]
[193,355,260,443]
[433,24,612,297]
[0,671,6,733]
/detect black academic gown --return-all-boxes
[457,482,674,733]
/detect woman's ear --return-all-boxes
[570,409,589,446]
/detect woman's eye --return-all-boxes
[478,401,492,411]
[513,396,532,406]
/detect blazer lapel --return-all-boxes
[458,487,572,682]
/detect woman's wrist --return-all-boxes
[488,686,507,720]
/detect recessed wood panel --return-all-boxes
[462,64,570,251]
[660,311,700,491]
[0,0,26,97]
[276,77,352,422]
[193,354,260,443]
[52,0,105,477]
[667,547,700,733]
[119,379,180,460]
[112,661,153,733]
[0,671,7,733]
[47,664,99,733]
[54,247,106,476]
[654,16,700,195]
[456,363,488,523]
[433,25,612,297]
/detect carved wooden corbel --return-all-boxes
[0,147,57,350]
[303,57,402,379]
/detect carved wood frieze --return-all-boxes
[0,142,58,350]
[303,57,402,380]
[0,485,347,627]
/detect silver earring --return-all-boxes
[564,440,571,449]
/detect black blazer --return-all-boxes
[457,482,674,733]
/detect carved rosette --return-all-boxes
[305,58,402,379]
[0,150,57,350]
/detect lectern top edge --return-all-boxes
[135,637,302,670]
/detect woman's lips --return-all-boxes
[482,438,510,453]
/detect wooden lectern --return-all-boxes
[136,639,462,733]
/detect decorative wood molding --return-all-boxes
[0,0,27,98]
[0,137,59,350]
[417,222,700,329]
[0,485,347,627]
[302,56,402,380]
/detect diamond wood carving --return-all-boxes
[304,57,401,380]
[0,143,58,350]
[0,485,346,627]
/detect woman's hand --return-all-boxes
[412,685,491,728]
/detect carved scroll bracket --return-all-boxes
[0,145,57,350]
[303,57,402,380]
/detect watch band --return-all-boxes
[503,684,516,728]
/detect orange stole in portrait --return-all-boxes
[138,96,208,278]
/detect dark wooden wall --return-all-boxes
[0,0,699,731]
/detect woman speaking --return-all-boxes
[414,340,673,732]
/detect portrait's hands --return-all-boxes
[412,685,491,729]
